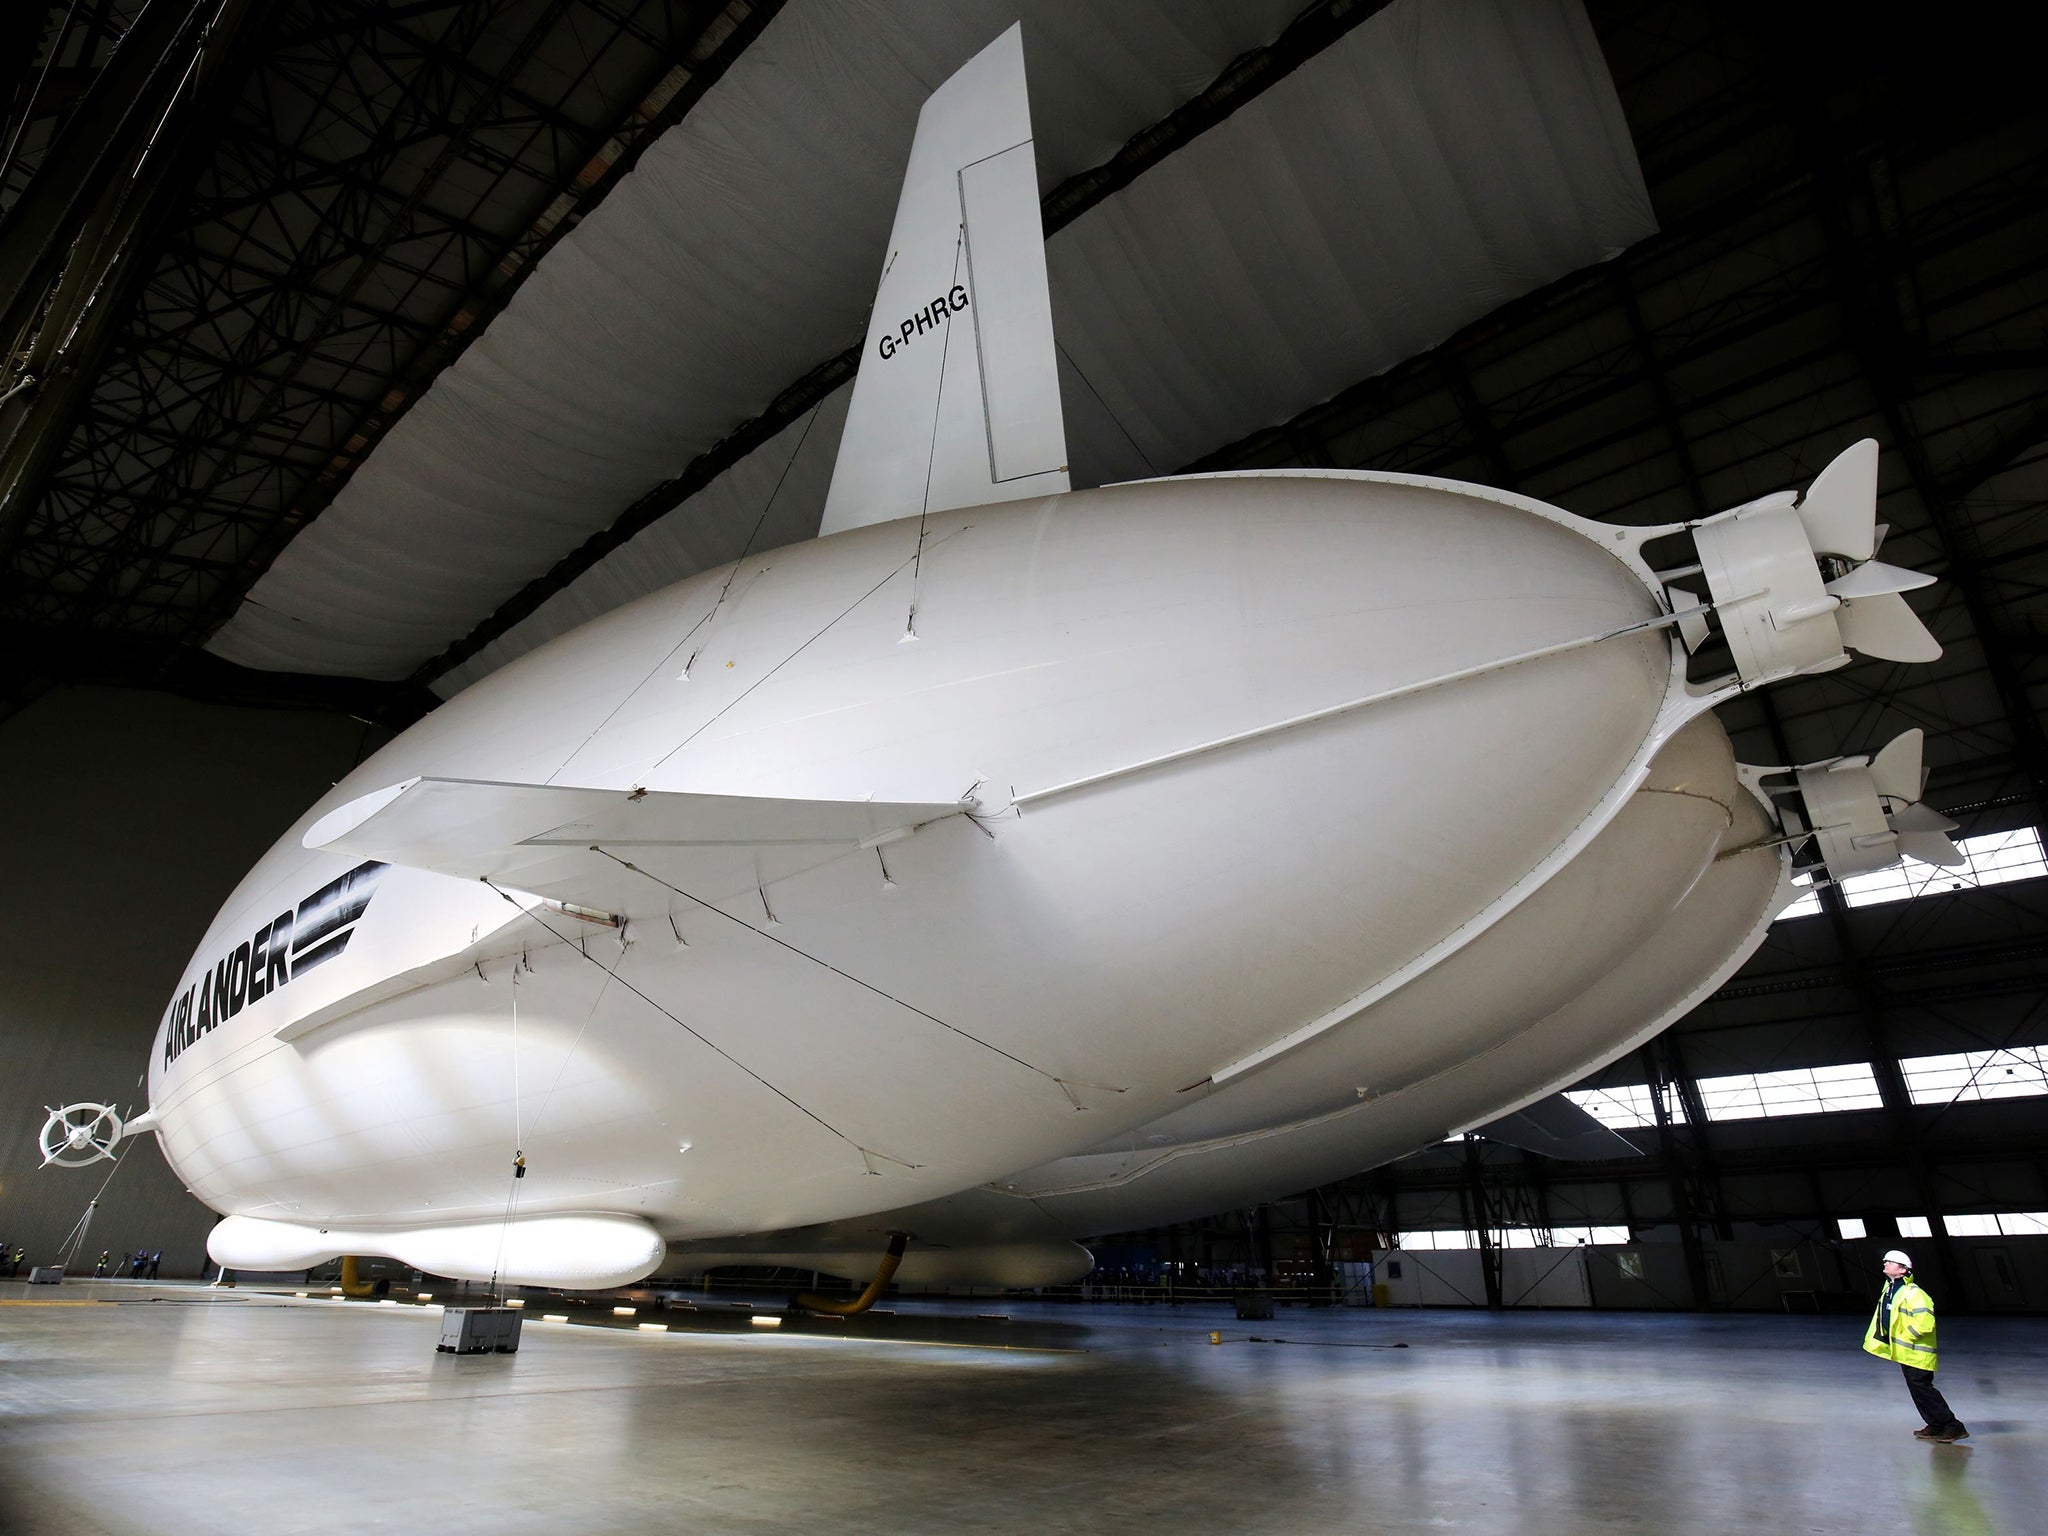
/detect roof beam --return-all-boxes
[0,0,272,563]
[1807,152,2048,817]
[167,0,784,651]
[76,0,590,627]
[9,1,778,657]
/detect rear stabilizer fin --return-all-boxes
[819,24,1068,537]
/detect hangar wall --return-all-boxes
[0,688,374,1275]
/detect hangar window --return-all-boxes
[1941,1212,2048,1238]
[1896,1216,1933,1238]
[1842,827,2047,907]
[1552,1226,1630,1246]
[1495,1228,1628,1248]
[1405,1226,1629,1250]
[1773,828,2046,921]
[1695,1063,1885,1121]
[1899,1045,2048,1105]
[1837,1218,1868,1239]
[1563,1083,1663,1130]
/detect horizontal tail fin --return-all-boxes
[1472,1093,1644,1160]
[305,776,970,911]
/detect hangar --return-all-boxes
[2,1,2042,1531]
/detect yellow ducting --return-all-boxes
[339,1255,374,1298]
[791,1233,908,1316]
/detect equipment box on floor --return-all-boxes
[438,1307,522,1354]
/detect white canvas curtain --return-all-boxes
[206,0,1653,688]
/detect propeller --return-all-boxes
[1795,437,1880,560]
[1834,591,1942,663]
[1868,729,1965,867]
[1825,560,1935,600]
[1868,728,1926,804]
[1798,439,1941,663]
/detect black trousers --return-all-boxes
[1902,1364,1963,1430]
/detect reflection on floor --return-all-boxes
[2,1280,2041,1534]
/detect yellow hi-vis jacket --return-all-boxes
[1863,1276,1937,1370]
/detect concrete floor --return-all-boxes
[1,1281,2041,1534]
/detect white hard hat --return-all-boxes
[1882,1249,1912,1268]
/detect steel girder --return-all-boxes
[2,0,775,720]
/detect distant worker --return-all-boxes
[129,1251,148,1278]
[1864,1249,1967,1442]
[147,1250,162,1279]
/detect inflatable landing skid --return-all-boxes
[789,1233,910,1316]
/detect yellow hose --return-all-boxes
[791,1233,908,1316]
[339,1255,374,1298]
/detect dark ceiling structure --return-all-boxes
[2,1,2044,1308]
[2,0,777,721]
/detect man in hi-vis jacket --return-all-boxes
[1864,1249,1968,1442]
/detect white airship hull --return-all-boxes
[661,714,1792,1288]
[90,30,1935,1296]
[975,718,1790,1235]
[154,471,1713,1284]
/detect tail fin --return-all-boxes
[818,25,1069,537]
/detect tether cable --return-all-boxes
[682,400,827,680]
[486,957,530,1303]
[483,881,918,1174]
[1058,340,1157,476]
[591,845,1125,1109]
[906,229,970,639]
[56,1140,134,1273]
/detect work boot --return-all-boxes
[1913,1426,1941,1439]
[1931,1423,1970,1443]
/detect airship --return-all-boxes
[43,27,1951,1298]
